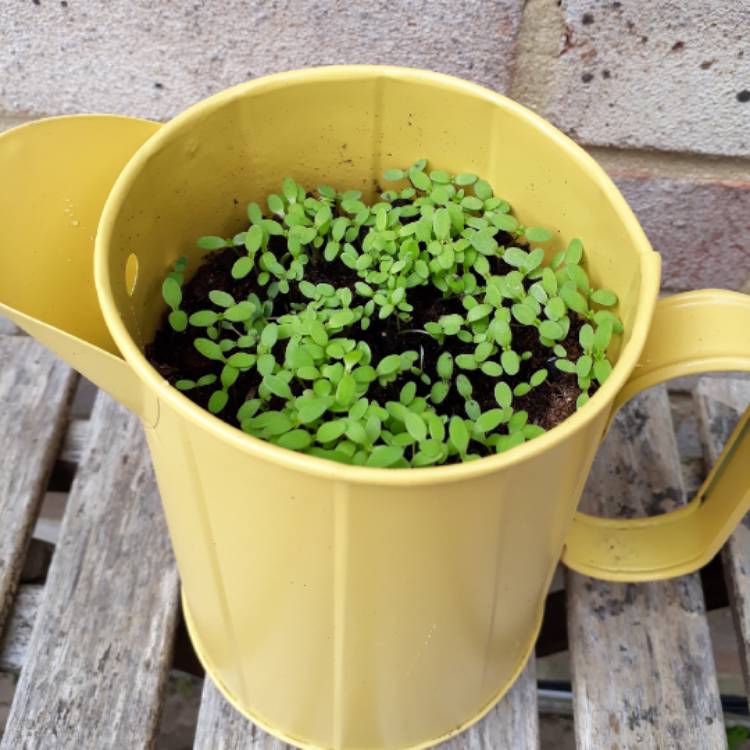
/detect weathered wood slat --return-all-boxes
[193,680,295,750]
[0,337,76,631]
[438,657,539,749]
[694,377,750,697]
[0,393,180,750]
[0,317,20,336]
[566,388,725,749]
[0,584,42,672]
[194,657,539,749]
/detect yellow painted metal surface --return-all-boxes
[0,67,749,749]
[0,115,160,421]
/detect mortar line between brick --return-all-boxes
[586,146,750,183]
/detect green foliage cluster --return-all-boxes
[160,160,622,468]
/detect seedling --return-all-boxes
[154,161,623,467]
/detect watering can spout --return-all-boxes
[0,115,160,423]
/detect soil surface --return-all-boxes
[146,239,586,442]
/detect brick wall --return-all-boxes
[2,0,748,291]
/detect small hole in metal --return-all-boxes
[125,253,139,297]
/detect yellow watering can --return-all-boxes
[2,66,750,749]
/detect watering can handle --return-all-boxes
[563,289,750,582]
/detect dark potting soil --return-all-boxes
[146,239,588,445]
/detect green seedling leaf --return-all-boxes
[336,373,356,405]
[456,373,473,398]
[256,353,275,377]
[500,350,520,375]
[476,409,507,433]
[245,224,263,253]
[579,323,595,351]
[195,338,224,361]
[512,303,536,326]
[473,179,493,200]
[329,309,355,328]
[456,354,478,370]
[309,320,329,346]
[431,381,450,404]
[560,284,588,315]
[316,419,347,443]
[227,352,256,369]
[277,429,312,450]
[481,361,503,377]
[449,417,470,454]
[430,169,451,184]
[496,432,525,453]
[530,368,548,387]
[189,310,219,327]
[470,230,498,256]
[268,194,284,215]
[162,277,182,309]
[514,382,531,397]
[594,309,624,334]
[208,290,234,308]
[400,381,417,405]
[345,420,368,445]
[221,364,239,389]
[539,320,564,340]
[465,399,481,421]
[492,213,518,232]
[366,445,404,467]
[576,355,592,379]
[567,264,590,292]
[208,390,229,414]
[168,310,187,332]
[433,208,451,240]
[231,257,253,279]
[545,297,566,321]
[455,172,477,186]
[404,411,427,443]
[436,352,454,379]
[555,359,576,373]
[260,323,279,349]
[467,304,492,323]
[565,238,583,265]
[264,374,292,400]
[594,358,613,385]
[525,226,552,243]
[409,168,432,191]
[236,399,261,422]
[594,319,614,354]
[197,236,228,250]
[225,302,256,322]
[246,202,263,224]
[591,288,618,307]
[377,354,401,376]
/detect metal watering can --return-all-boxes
[2,66,749,749]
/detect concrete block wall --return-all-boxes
[1,0,749,292]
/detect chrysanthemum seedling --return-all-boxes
[152,160,624,467]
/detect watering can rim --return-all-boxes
[95,64,660,486]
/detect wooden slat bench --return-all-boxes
[1,331,748,749]
[566,387,724,749]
